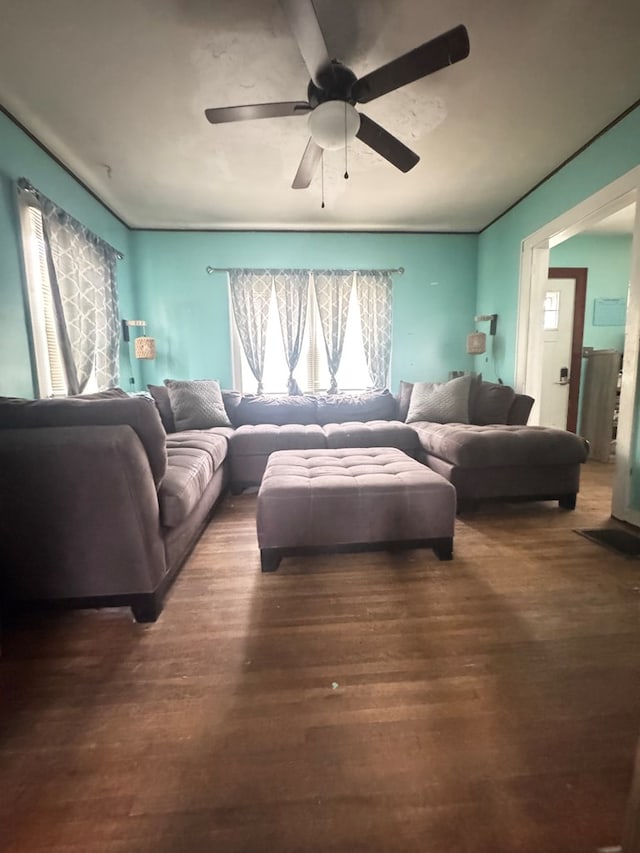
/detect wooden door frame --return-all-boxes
[547,267,587,433]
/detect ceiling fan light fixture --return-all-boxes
[308,101,360,150]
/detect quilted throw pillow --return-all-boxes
[164,379,232,430]
[405,374,474,424]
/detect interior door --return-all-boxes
[539,277,576,429]
[538,268,587,432]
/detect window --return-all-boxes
[543,290,560,331]
[18,202,69,397]
[232,276,373,394]
[17,180,120,397]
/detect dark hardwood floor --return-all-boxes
[2,461,640,852]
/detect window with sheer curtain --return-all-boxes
[229,269,392,395]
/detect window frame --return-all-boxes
[543,289,561,331]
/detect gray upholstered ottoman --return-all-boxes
[256,447,456,572]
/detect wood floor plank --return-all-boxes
[1,461,639,852]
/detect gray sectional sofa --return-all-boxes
[0,391,228,622]
[0,377,589,622]
[398,377,589,510]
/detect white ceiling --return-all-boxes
[2,0,640,232]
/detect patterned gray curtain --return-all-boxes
[40,199,120,394]
[229,270,273,394]
[313,271,354,394]
[273,270,309,395]
[355,270,393,388]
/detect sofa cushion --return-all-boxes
[469,381,516,425]
[323,420,422,455]
[316,389,396,425]
[406,375,473,424]
[412,422,589,468]
[165,379,232,430]
[234,394,318,426]
[229,423,326,456]
[0,394,167,487]
[202,426,236,441]
[71,387,129,400]
[166,430,229,471]
[222,389,243,424]
[160,431,229,528]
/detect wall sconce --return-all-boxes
[122,319,156,389]
[466,314,498,355]
[134,334,156,360]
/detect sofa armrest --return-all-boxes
[0,394,168,486]
[0,425,167,602]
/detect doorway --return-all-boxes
[516,166,640,524]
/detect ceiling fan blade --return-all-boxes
[205,101,310,124]
[356,114,419,173]
[292,138,323,189]
[353,24,470,104]
[279,0,332,87]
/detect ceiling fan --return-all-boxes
[204,0,470,189]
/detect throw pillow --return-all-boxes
[396,380,414,422]
[148,384,176,432]
[469,381,516,425]
[222,389,243,426]
[405,374,474,424]
[164,379,232,430]
[507,393,534,425]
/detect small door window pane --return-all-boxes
[544,290,560,331]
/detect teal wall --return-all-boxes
[0,108,478,398]
[0,110,136,398]
[549,233,632,352]
[477,105,640,387]
[477,103,640,512]
[131,230,478,391]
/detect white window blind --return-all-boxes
[19,201,67,397]
[18,196,100,397]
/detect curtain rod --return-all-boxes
[205,266,404,275]
[18,178,125,260]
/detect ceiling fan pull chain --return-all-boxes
[321,152,325,209]
[344,102,349,180]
